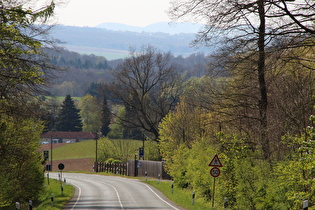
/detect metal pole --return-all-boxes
[50,136,53,171]
[95,135,98,172]
[134,154,137,177]
[212,177,216,208]
[142,137,145,160]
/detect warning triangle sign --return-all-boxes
[209,154,223,167]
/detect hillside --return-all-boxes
[50,24,212,60]
[96,21,204,34]
[44,47,209,97]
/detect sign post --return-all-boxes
[303,200,309,210]
[58,163,65,195]
[209,154,223,208]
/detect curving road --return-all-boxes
[50,173,184,210]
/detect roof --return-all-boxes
[40,131,96,139]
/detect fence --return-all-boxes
[94,162,127,175]
[94,160,172,180]
[127,160,172,180]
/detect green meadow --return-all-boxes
[51,138,150,162]
[52,139,96,160]
[64,45,129,60]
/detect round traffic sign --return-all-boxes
[58,163,65,170]
[210,167,220,177]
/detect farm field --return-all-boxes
[64,45,129,60]
[48,140,96,160]
[42,138,157,172]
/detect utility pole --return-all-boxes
[95,132,100,172]
[50,136,53,171]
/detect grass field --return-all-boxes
[51,138,148,161]
[52,140,96,160]
[64,45,129,60]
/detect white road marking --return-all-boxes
[69,182,81,210]
[145,184,180,210]
[105,182,124,209]
[94,179,124,209]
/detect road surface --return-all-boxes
[50,173,184,210]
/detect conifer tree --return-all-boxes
[56,95,83,131]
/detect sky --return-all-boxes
[53,0,172,27]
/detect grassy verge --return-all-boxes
[35,178,74,210]
[144,179,213,210]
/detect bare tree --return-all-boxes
[169,0,315,159]
[110,46,185,140]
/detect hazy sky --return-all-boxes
[54,0,172,27]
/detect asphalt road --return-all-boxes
[50,173,184,210]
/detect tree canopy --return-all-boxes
[0,0,56,117]
[169,0,315,159]
[0,0,56,207]
[109,46,185,140]
[0,117,44,207]
[78,94,101,133]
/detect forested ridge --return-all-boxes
[50,24,211,57]
[44,47,210,97]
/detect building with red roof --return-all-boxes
[40,131,96,144]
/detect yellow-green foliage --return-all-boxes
[158,90,315,209]
[159,115,315,209]
[78,94,102,132]
[159,99,215,162]
[273,123,315,209]
[0,117,45,207]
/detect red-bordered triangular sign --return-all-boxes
[209,154,223,167]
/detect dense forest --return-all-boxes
[44,47,210,97]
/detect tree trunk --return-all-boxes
[258,0,269,159]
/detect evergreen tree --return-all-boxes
[100,95,111,136]
[56,95,83,131]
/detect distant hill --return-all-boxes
[50,23,213,60]
[96,22,204,35]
